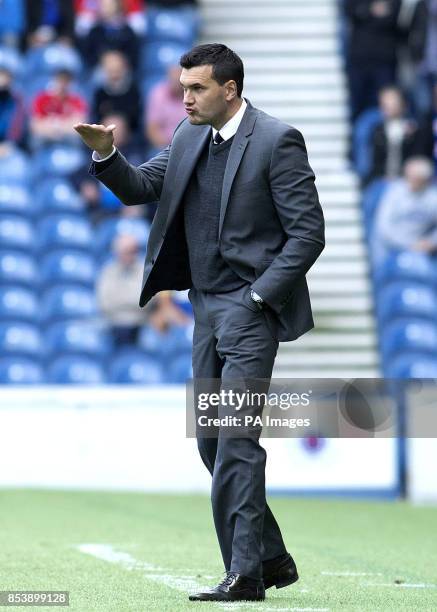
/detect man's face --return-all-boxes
[103,53,126,82]
[180,65,231,126]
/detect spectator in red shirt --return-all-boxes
[30,69,88,146]
[145,64,186,151]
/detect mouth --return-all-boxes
[185,108,195,115]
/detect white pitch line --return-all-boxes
[321,571,383,577]
[76,543,325,611]
[364,582,436,589]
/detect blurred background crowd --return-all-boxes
[341,0,437,378]
[0,0,200,384]
[0,0,437,384]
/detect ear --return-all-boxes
[224,79,238,101]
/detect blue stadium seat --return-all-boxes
[373,251,437,288]
[0,45,25,78]
[138,323,192,361]
[0,215,35,251]
[0,286,38,321]
[0,146,29,184]
[0,357,44,384]
[0,321,43,357]
[94,217,150,255]
[109,350,164,384]
[353,107,382,179]
[37,214,93,252]
[32,146,87,178]
[35,178,86,216]
[45,322,112,359]
[386,354,437,378]
[376,282,437,325]
[47,356,106,384]
[41,285,97,323]
[381,319,437,361]
[171,290,193,317]
[0,183,33,217]
[141,41,188,78]
[40,251,96,287]
[24,43,82,79]
[0,251,38,287]
[166,353,193,384]
[147,7,199,45]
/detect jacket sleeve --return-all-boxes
[250,127,325,314]
[88,145,170,206]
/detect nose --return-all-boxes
[183,91,194,106]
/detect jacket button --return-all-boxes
[151,258,155,264]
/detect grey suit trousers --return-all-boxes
[189,281,287,579]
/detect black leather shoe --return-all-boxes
[188,571,265,601]
[262,552,299,589]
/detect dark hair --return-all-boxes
[180,43,244,97]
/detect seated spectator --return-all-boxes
[374,157,437,259]
[92,50,142,133]
[75,0,146,36]
[0,0,25,48]
[0,67,26,145]
[367,86,420,183]
[97,233,189,346]
[25,0,75,48]
[79,0,139,70]
[145,64,185,152]
[71,112,145,223]
[344,0,401,122]
[30,69,88,146]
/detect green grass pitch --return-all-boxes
[0,490,436,611]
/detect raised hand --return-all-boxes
[73,122,116,158]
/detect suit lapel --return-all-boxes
[164,124,211,230]
[163,101,258,236]
[218,102,257,238]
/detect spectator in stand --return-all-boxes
[92,50,142,133]
[397,0,428,115]
[0,0,26,48]
[79,0,139,71]
[367,86,421,183]
[415,83,437,171]
[30,69,88,146]
[97,233,189,345]
[424,1,437,81]
[145,64,186,153]
[374,157,437,259]
[0,68,26,145]
[74,0,146,36]
[344,0,401,122]
[71,112,145,223]
[25,0,75,48]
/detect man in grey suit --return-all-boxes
[74,43,325,602]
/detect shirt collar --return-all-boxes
[212,98,247,142]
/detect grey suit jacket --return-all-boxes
[90,99,325,342]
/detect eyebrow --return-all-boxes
[180,82,206,88]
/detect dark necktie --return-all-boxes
[213,132,224,145]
